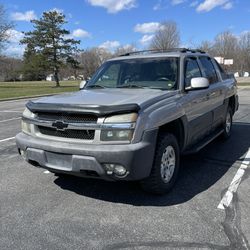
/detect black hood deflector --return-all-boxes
[26,101,140,117]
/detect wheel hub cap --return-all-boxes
[226,112,232,134]
[160,146,176,183]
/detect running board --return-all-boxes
[183,129,223,155]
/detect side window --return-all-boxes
[199,57,219,84]
[213,59,228,80]
[185,58,202,87]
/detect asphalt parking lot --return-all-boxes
[0,88,249,250]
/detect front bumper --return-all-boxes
[16,129,158,181]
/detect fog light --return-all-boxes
[20,149,27,159]
[107,131,114,137]
[103,163,115,175]
[113,165,127,176]
[103,164,127,177]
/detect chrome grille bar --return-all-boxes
[22,116,136,130]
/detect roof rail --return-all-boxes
[119,48,206,57]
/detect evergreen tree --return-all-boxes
[22,44,48,80]
[21,11,80,86]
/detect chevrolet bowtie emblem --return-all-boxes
[52,120,68,131]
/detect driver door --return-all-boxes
[183,57,213,146]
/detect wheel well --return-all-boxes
[229,96,236,114]
[158,119,185,151]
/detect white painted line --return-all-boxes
[218,148,250,210]
[0,99,30,103]
[43,170,51,174]
[0,137,15,143]
[0,110,23,113]
[0,117,21,123]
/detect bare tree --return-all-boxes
[0,56,23,81]
[197,31,240,73]
[79,48,112,80]
[238,31,250,74]
[113,44,137,56]
[0,5,14,53]
[150,21,180,50]
[213,31,238,58]
[198,40,215,55]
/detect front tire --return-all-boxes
[140,133,180,194]
[222,107,233,139]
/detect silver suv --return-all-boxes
[16,48,239,194]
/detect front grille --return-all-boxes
[37,112,97,123]
[38,126,95,140]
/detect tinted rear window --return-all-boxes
[199,57,218,84]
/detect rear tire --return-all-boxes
[222,106,233,139]
[140,133,180,194]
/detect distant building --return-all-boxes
[46,74,54,81]
[244,72,249,77]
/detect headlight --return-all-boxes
[22,120,32,134]
[104,113,137,123]
[23,108,35,118]
[101,113,137,142]
[101,130,134,141]
[22,108,35,134]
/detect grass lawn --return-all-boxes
[0,81,80,100]
[237,82,250,86]
[0,80,249,101]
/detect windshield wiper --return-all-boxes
[117,84,145,89]
[86,84,106,89]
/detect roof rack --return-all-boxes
[119,48,206,57]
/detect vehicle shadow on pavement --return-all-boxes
[54,122,250,206]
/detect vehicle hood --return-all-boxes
[27,89,177,116]
[33,89,176,108]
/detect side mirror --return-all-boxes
[79,80,88,90]
[186,77,209,91]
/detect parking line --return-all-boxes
[0,117,21,123]
[218,148,250,210]
[0,110,23,113]
[0,137,15,143]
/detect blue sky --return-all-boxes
[2,0,250,57]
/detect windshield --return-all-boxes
[86,57,179,90]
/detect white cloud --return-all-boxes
[6,29,24,43]
[196,0,233,12]
[190,1,199,7]
[72,29,91,38]
[50,8,64,13]
[222,2,233,9]
[99,40,120,50]
[11,10,37,21]
[139,34,154,45]
[153,2,161,10]
[153,0,165,10]
[4,29,25,57]
[134,22,161,34]
[122,44,136,51]
[5,45,25,57]
[87,0,136,13]
[171,0,185,5]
